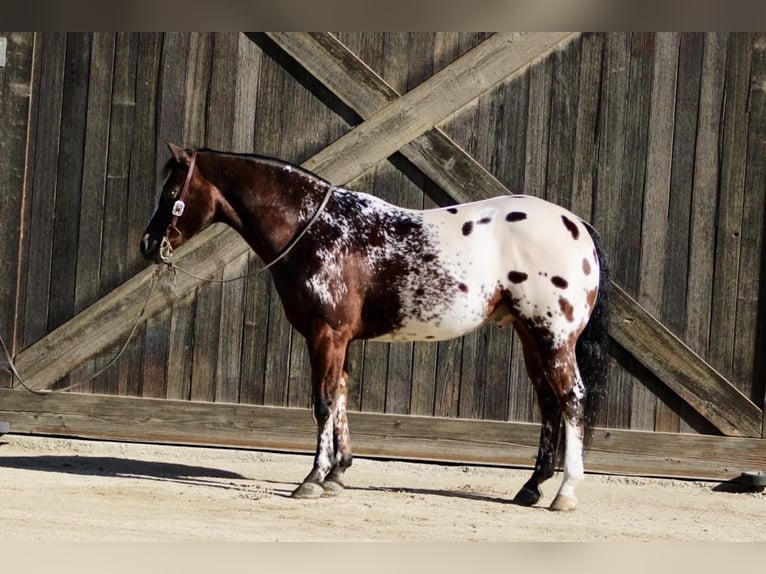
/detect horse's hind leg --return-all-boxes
[292,324,353,499]
[527,345,586,511]
[548,354,586,511]
[513,349,562,507]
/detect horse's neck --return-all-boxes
[216,156,327,262]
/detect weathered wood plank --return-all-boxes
[0,32,35,389]
[215,253,248,404]
[662,33,704,434]
[610,284,762,437]
[709,33,752,380]
[21,32,67,347]
[165,289,196,401]
[624,33,660,430]
[523,57,552,198]
[48,33,90,333]
[685,33,727,359]
[595,33,632,430]
[732,33,766,400]
[183,32,213,147]
[545,34,580,210]
[1,390,763,481]
[74,33,115,316]
[570,33,604,221]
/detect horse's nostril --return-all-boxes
[141,234,157,258]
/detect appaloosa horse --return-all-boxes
[141,143,610,511]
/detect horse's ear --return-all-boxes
[166,142,191,164]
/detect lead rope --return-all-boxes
[1,265,164,395]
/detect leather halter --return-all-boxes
[170,150,197,233]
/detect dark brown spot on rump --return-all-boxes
[477,216,492,224]
[508,271,528,283]
[458,282,469,292]
[462,221,473,236]
[447,207,458,214]
[551,276,568,289]
[506,211,527,222]
[559,297,574,322]
[562,215,579,240]
[423,253,436,263]
[582,258,591,275]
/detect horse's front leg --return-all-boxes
[291,325,352,499]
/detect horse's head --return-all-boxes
[141,143,217,263]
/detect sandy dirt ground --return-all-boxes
[0,434,763,542]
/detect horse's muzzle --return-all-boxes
[140,233,162,262]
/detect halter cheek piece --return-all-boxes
[160,151,197,262]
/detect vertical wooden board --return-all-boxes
[410,339,437,416]
[156,32,188,165]
[458,329,490,419]
[483,328,512,421]
[627,32,664,431]
[508,335,535,422]
[127,33,165,398]
[165,289,196,401]
[142,307,170,398]
[189,276,222,403]
[657,33,703,433]
[732,33,766,400]
[523,57,552,198]
[206,32,239,149]
[709,33,752,379]
[361,340,388,412]
[345,339,365,411]
[662,33,703,336]
[215,252,249,403]
[183,32,213,147]
[287,330,311,409]
[262,294,291,407]
[0,32,35,388]
[546,35,581,209]
[47,33,90,333]
[611,33,656,292]
[594,33,632,429]
[126,33,162,279]
[233,33,261,151]
[74,32,115,315]
[434,337,462,418]
[685,33,728,359]
[21,32,66,348]
[238,255,270,405]
[630,32,665,303]
[117,326,145,398]
[100,32,138,297]
[571,33,605,221]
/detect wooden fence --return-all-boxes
[1,32,764,480]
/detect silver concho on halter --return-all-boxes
[172,200,186,217]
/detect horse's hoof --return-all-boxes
[513,486,541,507]
[321,479,345,497]
[549,494,578,511]
[291,481,325,499]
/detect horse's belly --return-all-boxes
[369,298,493,343]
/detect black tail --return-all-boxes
[576,223,610,440]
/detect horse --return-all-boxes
[141,143,610,511]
